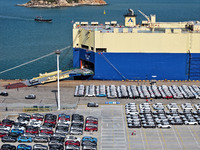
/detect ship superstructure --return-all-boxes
[73,9,200,80]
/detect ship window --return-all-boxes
[81,44,89,50]
[96,48,107,52]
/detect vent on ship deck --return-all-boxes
[81,44,89,49]
[96,48,107,53]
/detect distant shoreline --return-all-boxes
[17,0,107,8]
[17,4,106,8]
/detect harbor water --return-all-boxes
[0,0,199,79]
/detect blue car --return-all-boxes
[58,114,70,120]
[82,136,97,143]
[18,136,32,142]
[58,114,70,118]
[17,144,32,150]
[11,129,24,135]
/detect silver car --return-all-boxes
[33,144,48,150]
[69,129,83,135]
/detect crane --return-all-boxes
[138,10,150,22]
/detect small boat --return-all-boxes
[34,16,52,22]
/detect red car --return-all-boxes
[0,133,7,138]
[65,140,80,146]
[40,129,53,135]
[58,117,70,121]
[31,117,43,121]
[26,129,39,134]
[0,123,12,127]
[85,120,98,124]
[85,126,98,132]
[44,120,56,124]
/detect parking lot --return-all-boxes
[0,80,200,149]
[127,125,200,150]
[1,104,200,150]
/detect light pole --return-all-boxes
[55,50,61,110]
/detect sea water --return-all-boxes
[0,0,199,79]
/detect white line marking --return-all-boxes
[187,126,200,148]
[171,126,183,150]
[156,128,164,150]
[140,128,146,150]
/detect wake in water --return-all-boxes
[0,15,34,21]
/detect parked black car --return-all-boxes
[49,144,64,150]
[25,94,36,99]
[87,102,99,107]
[50,136,65,143]
[8,132,20,138]
[2,119,15,125]
[1,144,16,150]
[0,92,8,96]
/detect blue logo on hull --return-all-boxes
[128,18,133,22]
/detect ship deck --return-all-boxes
[77,25,193,33]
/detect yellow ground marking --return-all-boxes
[142,128,150,150]
[159,129,168,150]
[190,128,200,142]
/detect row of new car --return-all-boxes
[0,113,99,136]
[74,84,200,99]
[0,113,98,150]
[0,136,98,150]
[84,116,98,132]
[126,103,200,128]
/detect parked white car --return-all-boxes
[28,122,41,127]
[15,119,29,125]
[157,124,171,128]
[184,121,198,125]
[181,103,193,111]
[0,126,11,131]
[11,126,25,131]
[126,111,139,115]
[167,103,179,111]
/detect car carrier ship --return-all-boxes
[4,9,200,89]
[73,9,200,80]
